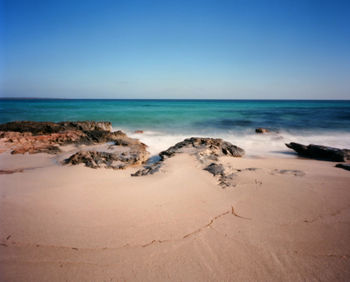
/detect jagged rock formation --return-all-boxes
[63,149,149,169]
[0,120,150,169]
[132,137,245,187]
[286,142,350,162]
[0,122,248,181]
[0,121,138,155]
[159,137,244,161]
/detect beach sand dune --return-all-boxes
[0,153,350,281]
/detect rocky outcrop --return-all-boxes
[159,137,244,161]
[0,121,112,135]
[59,123,150,169]
[132,137,245,188]
[0,130,84,154]
[286,142,350,162]
[63,148,149,170]
[0,121,133,154]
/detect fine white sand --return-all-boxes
[0,152,350,281]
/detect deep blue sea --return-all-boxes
[1,99,350,156]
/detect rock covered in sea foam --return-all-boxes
[159,137,245,160]
[132,137,244,188]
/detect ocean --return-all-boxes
[1,99,350,156]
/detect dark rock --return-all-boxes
[159,137,244,160]
[204,163,224,176]
[255,128,280,134]
[64,149,148,169]
[335,163,350,171]
[0,121,112,135]
[114,139,131,146]
[255,128,270,134]
[59,121,112,132]
[132,137,244,187]
[286,142,350,162]
[0,121,142,154]
[112,137,145,147]
[131,163,162,176]
[11,145,61,155]
[82,130,126,144]
[0,120,150,170]
[134,130,144,134]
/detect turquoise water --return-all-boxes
[1,99,350,132]
[1,99,350,155]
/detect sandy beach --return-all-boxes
[3,0,350,280]
[1,146,349,281]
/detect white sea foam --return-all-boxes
[117,127,350,158]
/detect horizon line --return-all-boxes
[1,97,350,101]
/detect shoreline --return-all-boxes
[125,128,350,158]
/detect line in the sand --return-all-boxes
[1,206,252,251]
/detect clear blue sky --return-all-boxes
[1,0,350,99]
